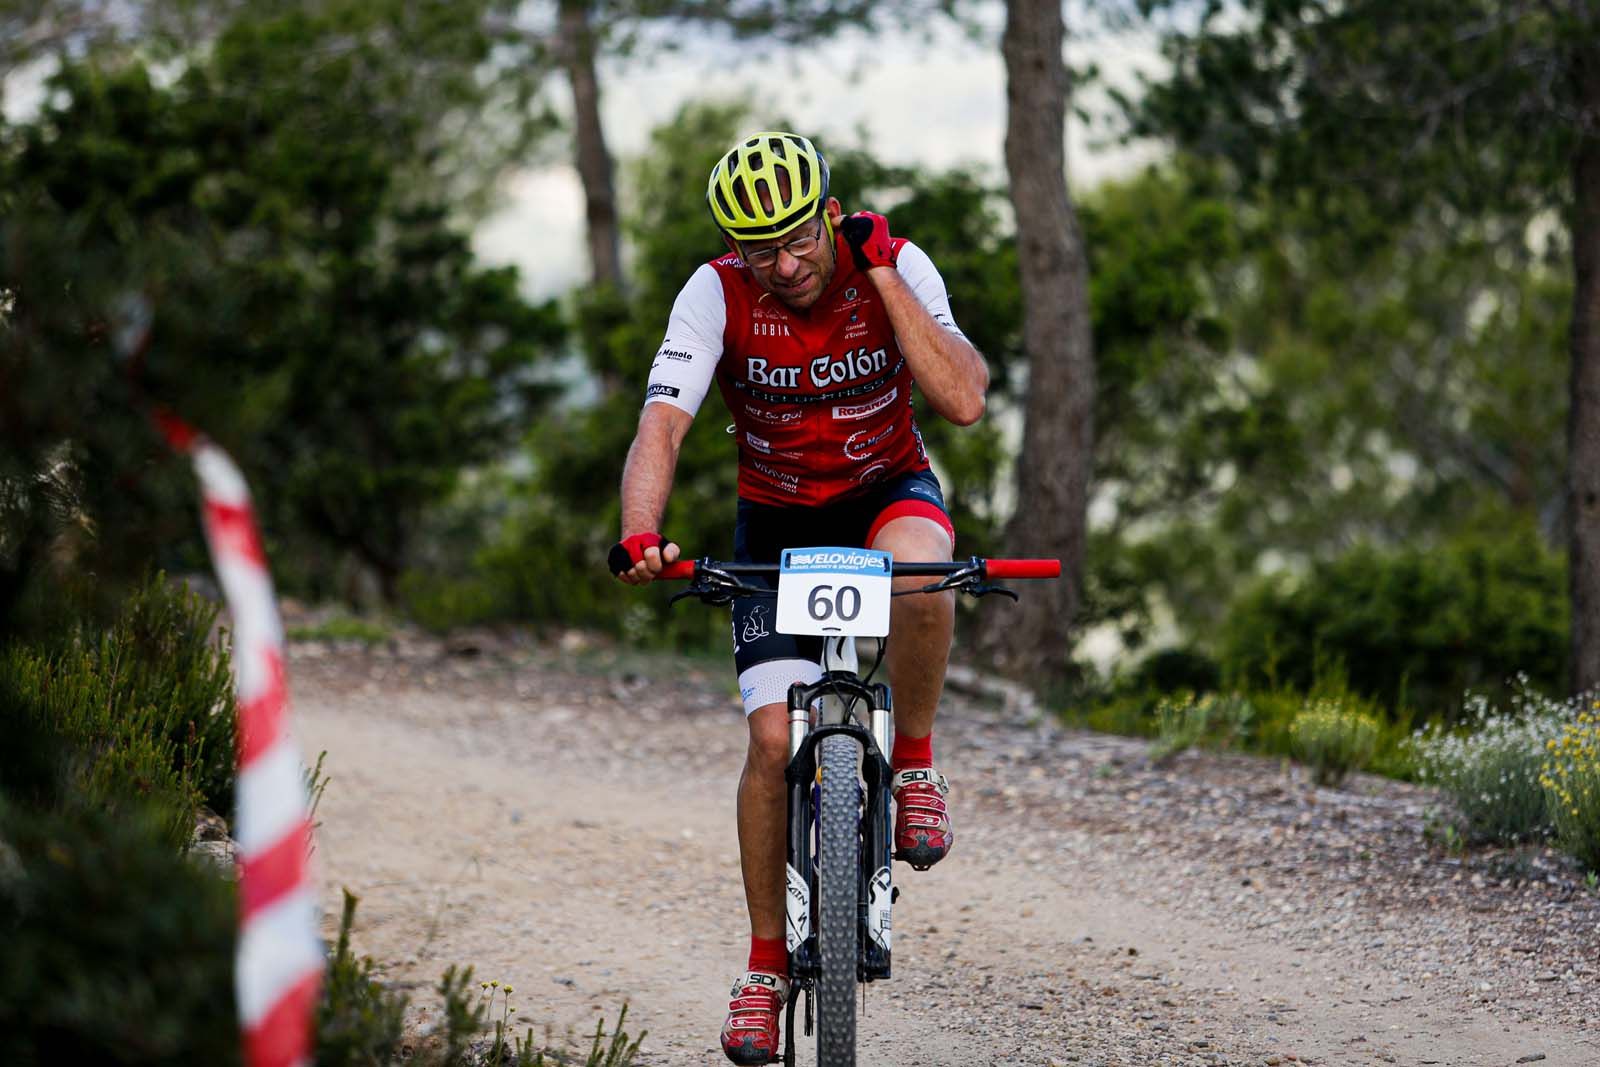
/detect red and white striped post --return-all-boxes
[157,412,323,1067]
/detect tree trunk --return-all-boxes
[1569,38,1600,693]
[984,0,1095,690]
[558,0,624,292]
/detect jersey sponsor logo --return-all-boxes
[845,287,858,301]
[833,388,898,421]
[646,383,680,399]
[744,403,803,425]
[843,421,896,461]
[741,431,800,459]
[809,347,888,389]
[734,356,904,406]
[854,461,890,486]
[746,357,801,389]
[750,458,801,493]
[752,322,791,337]
[656,345,695,362]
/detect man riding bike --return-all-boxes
[608,131,990,1065]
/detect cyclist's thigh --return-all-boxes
[863,469,955,565]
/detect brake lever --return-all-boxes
[963,582,1018,602]
[668,561,774,607]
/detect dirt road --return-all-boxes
[291,632,1598,1066]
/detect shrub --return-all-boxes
[1411,686,1566,843]
[1130,647,1222,696]
[317,890,409,1065]
[0,802,240,1063]
[1541,701,1600,874]
[1290,699,1381,787]
[1150,690,1255,763]
[0,574,236,847]
[1218,523,1567,720]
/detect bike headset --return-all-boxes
[706,131,835,248]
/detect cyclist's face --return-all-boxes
[735,198,843,311]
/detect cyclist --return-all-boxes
[608,131,990,1065]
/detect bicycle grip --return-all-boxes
[658,560,696,580]
[985,558,1061,579]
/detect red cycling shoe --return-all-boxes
[721,970,789,1064]
[893,767,952,870]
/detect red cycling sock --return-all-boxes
[891,731,934,771]
[748,935,788,977]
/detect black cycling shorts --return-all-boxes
[729,467,955,677]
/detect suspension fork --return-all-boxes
[783,677,895,985]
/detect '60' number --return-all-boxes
[807,583,862,623]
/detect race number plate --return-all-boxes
[776,547,893,637]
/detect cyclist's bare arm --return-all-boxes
[617,402,692,584]
[864,265,988,426]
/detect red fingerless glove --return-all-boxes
[608,532,665,576]
[840,211,897,272]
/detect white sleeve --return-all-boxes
[645,264,725,417]
[894,241,969,342]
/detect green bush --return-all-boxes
[1150,690,1256,763]
[0,574,236,847]
[0,801,241,1064]
[1290,699,1381,787]
[1218,523,1567,720]
[1411,686,1565,843]
[1541,702,1600,874]
[318,890,410,1065]
[1130,647,1222,696]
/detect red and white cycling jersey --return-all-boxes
[644,233,969,507]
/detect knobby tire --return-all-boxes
[815,733,860,1066]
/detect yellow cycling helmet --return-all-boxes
[707,131,831,241]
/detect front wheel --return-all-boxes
[815,733,860,1066]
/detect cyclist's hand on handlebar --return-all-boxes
[608,532,680,585]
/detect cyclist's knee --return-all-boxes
[746,703,789,778]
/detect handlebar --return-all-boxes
[655,555,1060,606]
[657,557,1060,581]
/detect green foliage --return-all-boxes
[479,999,646,1067]
[1150,690,1255,763]
[1,2,566,613]
[318,889,408,1066]
[1078,160,1570,652]
[1411,687,1566,845]
[1541,703,1600,875]
[288,615,393,645]
[0,801,240,1064]
[1218,522,1568,719]
[1128,646,1221,696]
[0,574,236,847]
[1290,699,1381,787]
[1132,0,1582,220]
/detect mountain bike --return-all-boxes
[661,551,1060,1067]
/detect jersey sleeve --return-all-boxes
[894,241,970,342]
[645,263,726,417]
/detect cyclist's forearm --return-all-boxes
[866,267,989,425]
[620,405,690,535]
